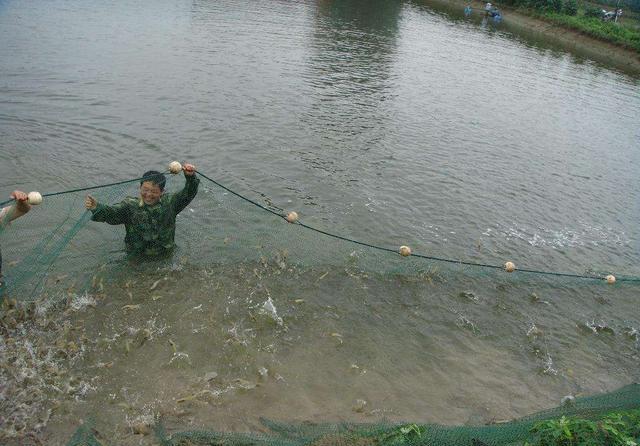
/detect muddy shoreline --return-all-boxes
[423,0,640,76]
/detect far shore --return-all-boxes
[424,0,640,75]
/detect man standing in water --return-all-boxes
[84,163,199,257]
[0,190,33,294]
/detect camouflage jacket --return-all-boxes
[90,175,199,256]
[0,207,10,281]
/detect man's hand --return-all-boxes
[6,190,31,220]
[183,163,196,176]
[10,190,28,202]
[85,195,98,210]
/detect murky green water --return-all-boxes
[0,0,639,444]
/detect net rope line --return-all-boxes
[1,170,637,283]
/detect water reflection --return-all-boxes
[301,0,402,151]
[413,0,640,77]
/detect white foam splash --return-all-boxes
[493,223,630,249]
[69,292,97,311]
[260,296,283,326]
[542,354,558,375]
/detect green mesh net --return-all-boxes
[0,170,638,445]
[63,384,640,445]
[2,170,635,304]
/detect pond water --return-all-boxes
[0,0,638,444]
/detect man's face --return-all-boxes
[140,181,163,206]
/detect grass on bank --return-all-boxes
[374,410,640,445]
[542,11,640,51]
[525,409,640,446]
[494,0,640,52]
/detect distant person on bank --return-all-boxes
[84,163,199,257]
[0,190,33,290]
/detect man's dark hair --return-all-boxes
[140,170,166,191]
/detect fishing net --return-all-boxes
[0,169,638,445]
[1,169,635,303]
[65,383,640,445]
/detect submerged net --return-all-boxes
[67,383,640,445]
[0,169,638,445]
[1,169,638,303]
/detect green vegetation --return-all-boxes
[377,424,427,445]
[526,410,640,446]
[543,13,640,51]
[494,0,640,52]
[595,0,640,13]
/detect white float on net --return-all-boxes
[168,161,183,174]
[27,191,43,205]
[285,211,299,223]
